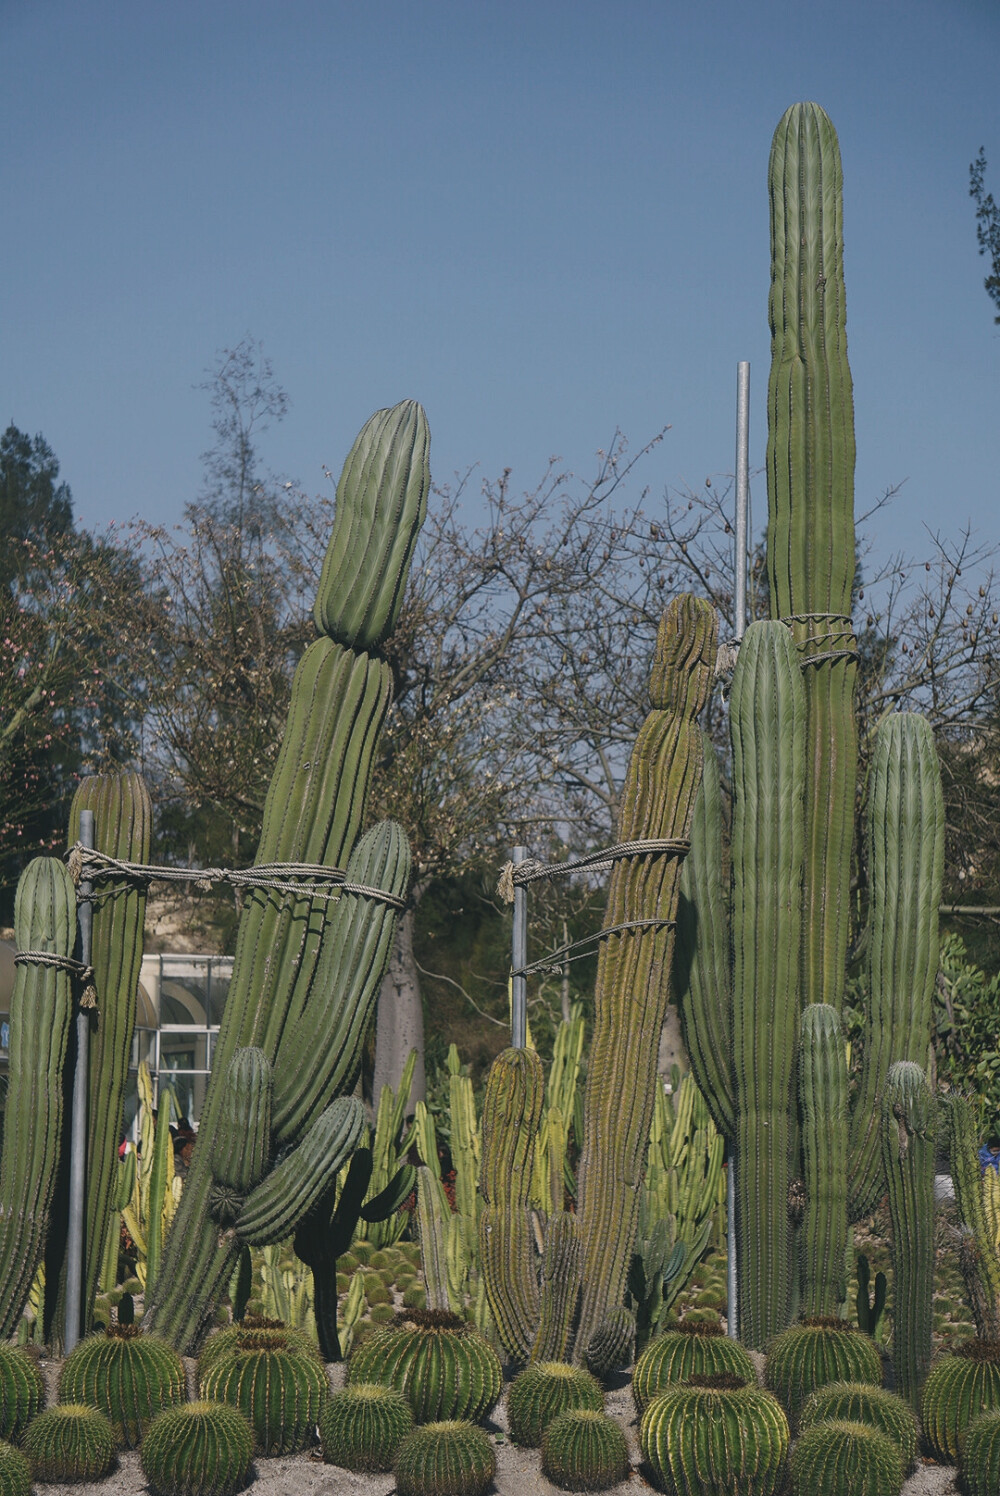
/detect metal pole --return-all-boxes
[727,362,750,1340]
[735,360,750,642]
[65,808,93,1352]
[511,846,528,1048]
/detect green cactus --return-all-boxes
[197,1319,322,1382]
[948,1095,1000,1340]
[631,1321,756,1416]
[881,1061,936,1407]
[540,1409,629,1492]
[145,402,427,1353]
[961,1408,1000,1496]
[0,1443,30,1496]
[140,1400,255,1496]
[347,1309,502,1424]
[0,1344,45,1443]
[0,857,77,1339]
[23,1404,116,1482]
[798,1383,918,1473]
[199,1330,329,1454]
[507,1362,603,1448]
[583,1306,636,1382]
[394,1419,496,1496]
[789,1419,903,1496]
[234,1093,367,1246]
[920,1340,1000,1463]
[59,1324,186,1448]
[208,1046,272,1226]
[799,1004,849,1318]
[764,1319,882,1430]
[639,1374,790,1496]
[319,1383,414,1472]
[854,1255,888,1340]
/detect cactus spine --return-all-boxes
[639,1377,791,1496]
[881,1061,936,1407]
[789,1419,904,1496]
[0,857,77,1338]
[798,1383,918,1472]
[0,1345,45,1443]
[540,1409,629,1492]
[347,1309,502,1424]
[23,1404,116,1483]
[394,1420,496,1496]
[764,1320,882,1431]
[140,1400,255,1496]
[921,1341,1000,1463]
[59,1324,186,1448]
[631,1322,757,1416]
[507,1363,603,1448]
[0,1443,30,1496]
[145,402,426,1352]
[320,1383,414,1472]
[961,1409,1000,1496]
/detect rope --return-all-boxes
[66,845,407,912]
[513,916,677,978]
[496,838,690,904]
[13,951,98,1008]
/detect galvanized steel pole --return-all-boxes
[511,846,528,1048]
[64,808,93,1351]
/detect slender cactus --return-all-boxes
[799,1004,849,1317]
[949,1095,1000,1340]
[882,1062,936,1408]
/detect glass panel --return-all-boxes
[131,1027,157,1071]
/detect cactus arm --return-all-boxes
[675,733,735,1138]
[235,1096,367,1247]
[0,858,77,1338]
[766,102,858,1019]
[881,1062,936,1408]
[848,713,944,1219]
[573,595,717,1363]
[799,1004,849,1316]
[730,620,806,1348]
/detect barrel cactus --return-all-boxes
[320,1382,414,1472]
[764,1319,881,1429]
[23,1404,116,1482]
[140,1400,255,1496]
[0,1444,30,1496]
[640,1374,790,1495]
[789,1418,904,1496]
[196,1320,322,1381]
[632,1321,757,1415]
[920,1340,1000,1463]
[347,1309,501,1424]
[199,1333,328,1455]
[540,1409,629,1491]
[798,1381,918,1472]
[508,1362,603,1448]
[0,1345,44,1443]
[960,1408,1000,1496]
[58,1324,186,1448]
[394,1419,496,1496]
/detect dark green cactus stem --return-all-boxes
[394,1420,496,1496]
[59,1324,186,1448]
[0,856,77,1339]
[540,1409,629,1492]
[855,1254,888,1338]
[320,1383,414,1472]
[573,594,716,1362]
[798,1383,918,1472]
[789,1420,904,1496]
[23,1405,116,1483]
[730,621,806,1348]
[0,1443,31,1496]
[799,1003,849,1317]
[921,1341,1000,1463]
[881,1061,936,1409]
[140,1400,255,1496]
[961,1409,1000,1496]
[0,1345,45,1443]
[639,1376,791,1496]
[849,713,944,1219]
[766,102,858,1021]
[949,1094,1000,1340]
[145,402,427,1352]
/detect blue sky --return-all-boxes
[2,0,997,571]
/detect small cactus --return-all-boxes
[920,1340,1000,1463]
[632,1321,757,1415]
[584,1307,635,1382]
[789,1418,904,1496]
[319,1382,413,1472]
[199,1333,328,1455]
[394,1419,496,1496]
[58,1324,185,1448]
[348,1309,501,1424]
[798,1381,918,1472]
[764,1318,881,1429]
[0,1442,31,1496]
[507,1363,603,1448]
[0,1345,44,1443]
[640,1374,790,1496]
[140,1400,255,1496]
[23,1404,116,1482]
[961,1408,1000,1496]
[540,1409,629,1491]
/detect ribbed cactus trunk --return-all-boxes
[46,771,152,1349]
[0,857,78,1337]
[882,1062,936,1408]
[798,1004,849,1317]
[145,401,428,1351]
[766,101,858,1021]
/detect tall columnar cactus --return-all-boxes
[0,856,77,1338]
[145,401,427,1352]
[881,1062,936,1408]
[949,1094,1000,1340]
[45,770,151,1348]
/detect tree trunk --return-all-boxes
[373,893,427,1108]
